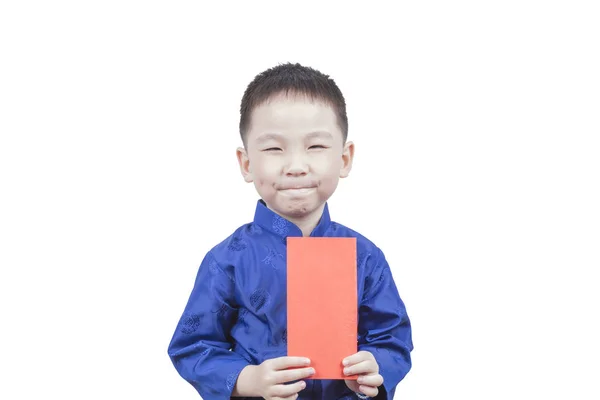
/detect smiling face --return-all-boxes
[237,92,354,224]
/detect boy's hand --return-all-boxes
[343,351,384,398]
[234,356,315,399]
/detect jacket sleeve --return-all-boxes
[358,247,413,399]
[168,250,249,399]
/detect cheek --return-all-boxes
[254,169,275,189]
[254,162,280,182]
[314,156,342,175]
[320,175,340,189]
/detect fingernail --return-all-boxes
[304,358,311,365]
[300,381,306,388]
[342,359,349,366]
[343,368,349,375]
[309,368,315,374]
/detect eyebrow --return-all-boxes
[305,131,333,140]
[255,133,284,144]
[255,131,333,143]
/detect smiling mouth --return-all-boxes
[279,187,316,194]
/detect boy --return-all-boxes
[168,63,413,399]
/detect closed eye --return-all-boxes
[309,145,328,149]
[263,147,282,152]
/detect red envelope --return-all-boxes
[287,237,358,380]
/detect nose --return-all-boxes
[284,153,308,176]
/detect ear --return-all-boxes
[339,141,355,178]
[236,147,254,183]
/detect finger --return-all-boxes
[270,356,311,370]
[277,366,315,383]
[342,351,374,366]
[270,381,306,398]
[343,360,378,376]
[357,373,384,387]
[358,384,379,398]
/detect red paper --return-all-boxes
[287,237,358,380]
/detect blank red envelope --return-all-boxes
[287,237,358,380]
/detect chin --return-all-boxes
[270,197,307,215]
[283,199,324,218]
[284,206,311,217]
[264,191,328,220]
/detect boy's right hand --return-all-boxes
[234,356,315,399]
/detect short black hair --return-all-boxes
[239,62,348,145]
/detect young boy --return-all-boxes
[168,63,413,399]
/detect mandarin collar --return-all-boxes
[252,199,331,239]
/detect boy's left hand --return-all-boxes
[343,350,384,398]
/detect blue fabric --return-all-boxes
[168,200,413,399]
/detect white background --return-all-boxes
[1,1,599,399]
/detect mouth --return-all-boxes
[278,187,317,195]
[278,181,318,190]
